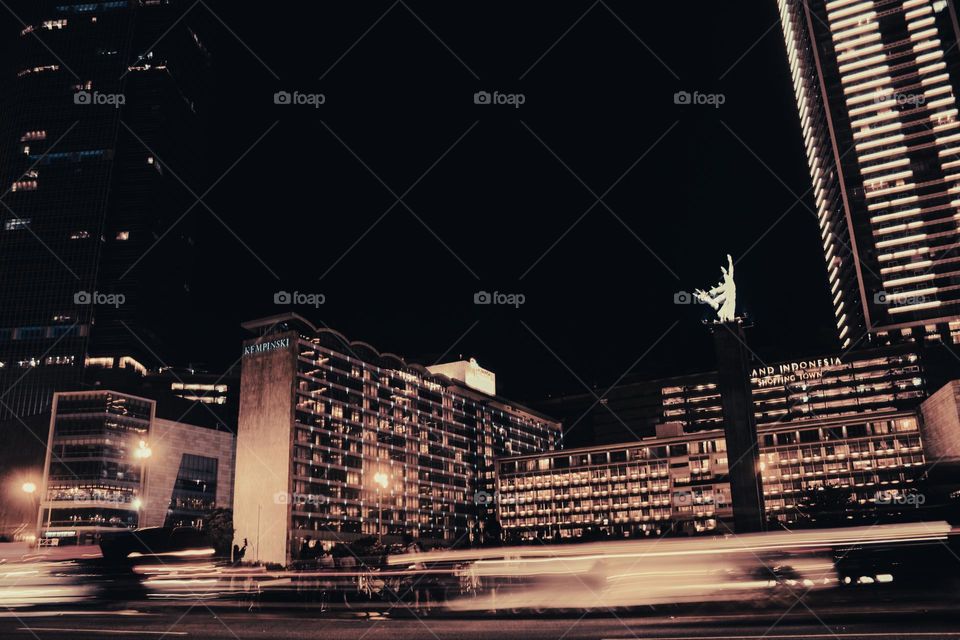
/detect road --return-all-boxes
[3,609,960,640]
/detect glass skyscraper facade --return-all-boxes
[0,0,210,471]
[777,0,960,347]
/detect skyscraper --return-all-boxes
[0,0,210,470]
[777,0,960,348]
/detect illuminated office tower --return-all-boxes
[0,1,211,471]
[777,0,960,348]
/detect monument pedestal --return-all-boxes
[710,319,765,534]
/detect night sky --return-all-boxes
[0,2,838,402]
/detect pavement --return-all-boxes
[1,609,960,640]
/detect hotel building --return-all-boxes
[37,390,235,545]
[776,0,960,347]
[233,314,560,566]
[496,400,946,539]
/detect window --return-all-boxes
[4,218,31,230]
[17,65,60,77]
[20,130,47,141]
[11,180,37,192]
[70,230,90,240]
[116,230,129,241]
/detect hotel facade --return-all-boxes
[777,0,960,346]
[497,391,960,539]
[233,315,560,566]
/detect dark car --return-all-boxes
[99,526,214,562]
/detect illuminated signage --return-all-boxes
[243,337,290,357]
[751,357,842,388]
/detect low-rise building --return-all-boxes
[37,390,235,546]
[497,402,940,540]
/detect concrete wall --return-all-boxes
[233,331,297,565]
[920,380,960,463]
[141,419,236,528]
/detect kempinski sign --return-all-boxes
[243,337,291,356]
[751,357,842,388]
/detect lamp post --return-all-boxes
[133,440,152,527]
[21,482,38,540]
[373,472,389,544]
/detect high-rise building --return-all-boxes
[0,1,211,471]
[233,314,561,565]
[777,0,960,348]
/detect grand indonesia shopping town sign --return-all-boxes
[751,357,843,388]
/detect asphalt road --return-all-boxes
[3,609,960,640]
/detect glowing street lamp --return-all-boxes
[373,472,389,543]
[133,440,151,527]
[21,482,36,495]
[133,440,152,460]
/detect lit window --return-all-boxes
[70,230,90,240]
[42,19,68,30]
[11,180,37,192]
[17,65,60,77]
[20,130,47,141]
[116,230,129,240]
[4,218,31,230]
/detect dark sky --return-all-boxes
[3,2,840,402]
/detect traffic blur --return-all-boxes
[0,521,956,614]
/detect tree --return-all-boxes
[203,508,234,556]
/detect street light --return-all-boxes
[21,481,39,544]
[133,440,151,527]
[133,440,152,460]
[373,472,389,543]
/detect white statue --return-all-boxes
[695,254,737,322]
